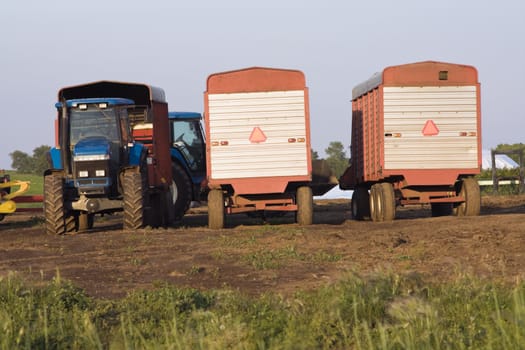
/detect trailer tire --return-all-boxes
[208,189,225,229]
[296,186,313,225]
[122,170,145,230]
[369,184,384,222]
[351,186,370,220]
[172,162,192,221]
[44,173,74,235]
[454,178,480,217]
[380,182,396,221]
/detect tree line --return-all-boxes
[14,142,525,178]
[8,142,351,177]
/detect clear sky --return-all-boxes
[1,0,524,170]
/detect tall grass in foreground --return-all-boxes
[1,272,524,349]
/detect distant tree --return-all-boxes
[495,143,525,164]
[10,151,32,174]
[325,141,349,178]
[32,145,52,174]
[9,145,51,175]
[311,149,320,161]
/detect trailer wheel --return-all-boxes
[77,212,94,230]
[351,187,370,220]
[454,178,480,216]
[431,203,453,217]
[172,162,192,220]
[296,186,313,225]
[122,170,145,230]
[208,189,225,229]
[380,182,396,221]
[369,184,384,222]
[44,173,73,235]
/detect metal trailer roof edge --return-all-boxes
[351,72,382,100]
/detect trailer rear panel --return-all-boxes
[205,67,311,194]
[347,61,481,187]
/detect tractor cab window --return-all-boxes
[70,106,120,144]
[171,120,205,172]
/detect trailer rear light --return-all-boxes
[459,132,476,137]
[98,103,108,109]
[288,138,296,143]
[78,104,88,110]
[211,141,219,146]
[220,141,229,146]
[95,170,105,177]
[79,170,89,178]
[297,137,305,143]
[385,133,402,137]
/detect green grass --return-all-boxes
[1,271,524,349]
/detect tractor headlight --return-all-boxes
[78,170,89,178]
[95,169,105,177]
[73,154,110,161]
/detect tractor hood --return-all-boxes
[73,137,111,159]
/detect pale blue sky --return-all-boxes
[1,0,524,169]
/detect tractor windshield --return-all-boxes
[70,106,120,144]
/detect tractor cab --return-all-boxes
[54,98,135,197]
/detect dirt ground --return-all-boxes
[1,195,525,299]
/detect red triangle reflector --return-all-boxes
[422,120,439,136]
[249,126,267,143]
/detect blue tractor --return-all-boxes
[45,81,175,234]
[168,112,207,219]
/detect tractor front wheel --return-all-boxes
[44,173,74,235]
[122,170,145,230]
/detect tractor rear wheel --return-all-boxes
[351,186,370,220]
[122,170,145,230]
[172,162,192,221]
[454,178,481,216]
[44,173,74,235]
[296,186,313,225]
[208,189,225,229]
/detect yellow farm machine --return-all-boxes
[0,174,30,221]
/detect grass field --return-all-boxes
[0,272,523,349]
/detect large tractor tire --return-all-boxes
[351,186,370,220]
[380,182,396,221]
[172,162,192,221]
[454,177,481,216]
[122,171,145,230]
[208,189,225,229]
[44,173,75,235]
[296,186,313,225]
